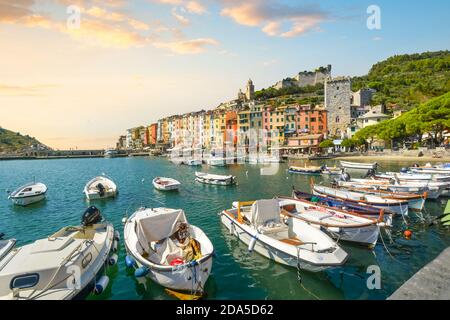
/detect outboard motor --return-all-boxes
[82,206,103,227]
[340,171,351,182]
[96,183,105,197]
[363,168,376,178]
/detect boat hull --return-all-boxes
[195,177,235,186]
[340,161,377,170]
[10,193,46,206]
[152,181,180,191]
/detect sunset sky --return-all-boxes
[1,0,449,149]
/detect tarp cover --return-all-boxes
[250,199,280,227]
[136,208,187,249]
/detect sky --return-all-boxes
[0,0,449,149]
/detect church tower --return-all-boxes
[245,79,254,101]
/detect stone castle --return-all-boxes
[324,76,352,136]
[272,65,332,89]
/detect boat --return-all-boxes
[312,184,409,216]
[124,207,214,295]
[308,154,335,161]
[220,199,348,271]
[441,200,450,226]
[195,172,236,185]
[0,234,15,262]
[84,176,118,200]
[104,149,119,158]
[276,197,382,248]
[206,156,226,166]
[369,170,450,183]
[289,165,322,175]
[340,186,426,212]
[152,177,181,191]
[321,166,343,175]
[184,159,202,166]
[291,189,393,225]
[0,206,117,300]
[339,178,447,199]
[170,157,185,165]
[340,161,378,170]
[409,163,450,174]
[8,182,47,206]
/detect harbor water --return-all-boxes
[1,157,449,300]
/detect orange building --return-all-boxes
[296,105,327,135]
[148,123,158,145]
[225,111,238,145]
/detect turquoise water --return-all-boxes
[1,157,449,300]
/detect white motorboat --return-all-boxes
[170,157,185,165]
[184,159,202,166]
[206,156,226,166]
[220,199,348,272]
[313,185,409,216]
[84,176,118,200]
[0,237,15,262]
[152,177,181,191]
[340,161,378,170]
[124,207,214,295]
[0,207,117,300]
[104,149,119,158]
[321,166,343,175]
[8,182,47,206]
[195,172,236,185]
[409,164,450,174]
[276,198,382,248]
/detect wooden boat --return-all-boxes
[8,182,47,206]
[291,189,393,225]
[276,197,382,248]
[340,178,447,199]
[195,172,236,185]
[341,186,426,212]
[378,172,450,183]
[124,207,214,295]
[84,176,118,200]
[340,161,378,170]
[289,165,322,175]
[0,206,117,300]
[152,177,181,191]
[312,184,409,216]
[220,200,348,271]
[321,166,342,175]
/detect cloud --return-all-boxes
[186,1,207,15]
[171,7,190,25]
[373,36,382,41]
[0,83,57,96]
[220,0,327,37]
[0,0,34,22]
[154,38,219,54]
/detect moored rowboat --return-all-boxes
[340,161,378,170]
[195,172,236,185]
[152,177,181,191]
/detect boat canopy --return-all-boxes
[136,209,187,250]
[249,199,281,227]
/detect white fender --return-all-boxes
[248,235,257,252]
[108,253,118,266]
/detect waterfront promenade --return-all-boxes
[389,247,450,300]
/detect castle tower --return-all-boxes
[324,76,352,137]
[245,79,254,101]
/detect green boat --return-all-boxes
[442,200,450,226]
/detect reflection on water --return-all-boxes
[1,157,449,300]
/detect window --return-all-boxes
[311,118,316,122]
[336,116,340,123]
[10,274,40,289]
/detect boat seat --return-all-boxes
[280,237,304,246]
[258,223,289,236]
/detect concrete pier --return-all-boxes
[389,247,450,300]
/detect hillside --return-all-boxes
[254,51,450,110]
[352,51,450,110]
[0,127,50,153]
